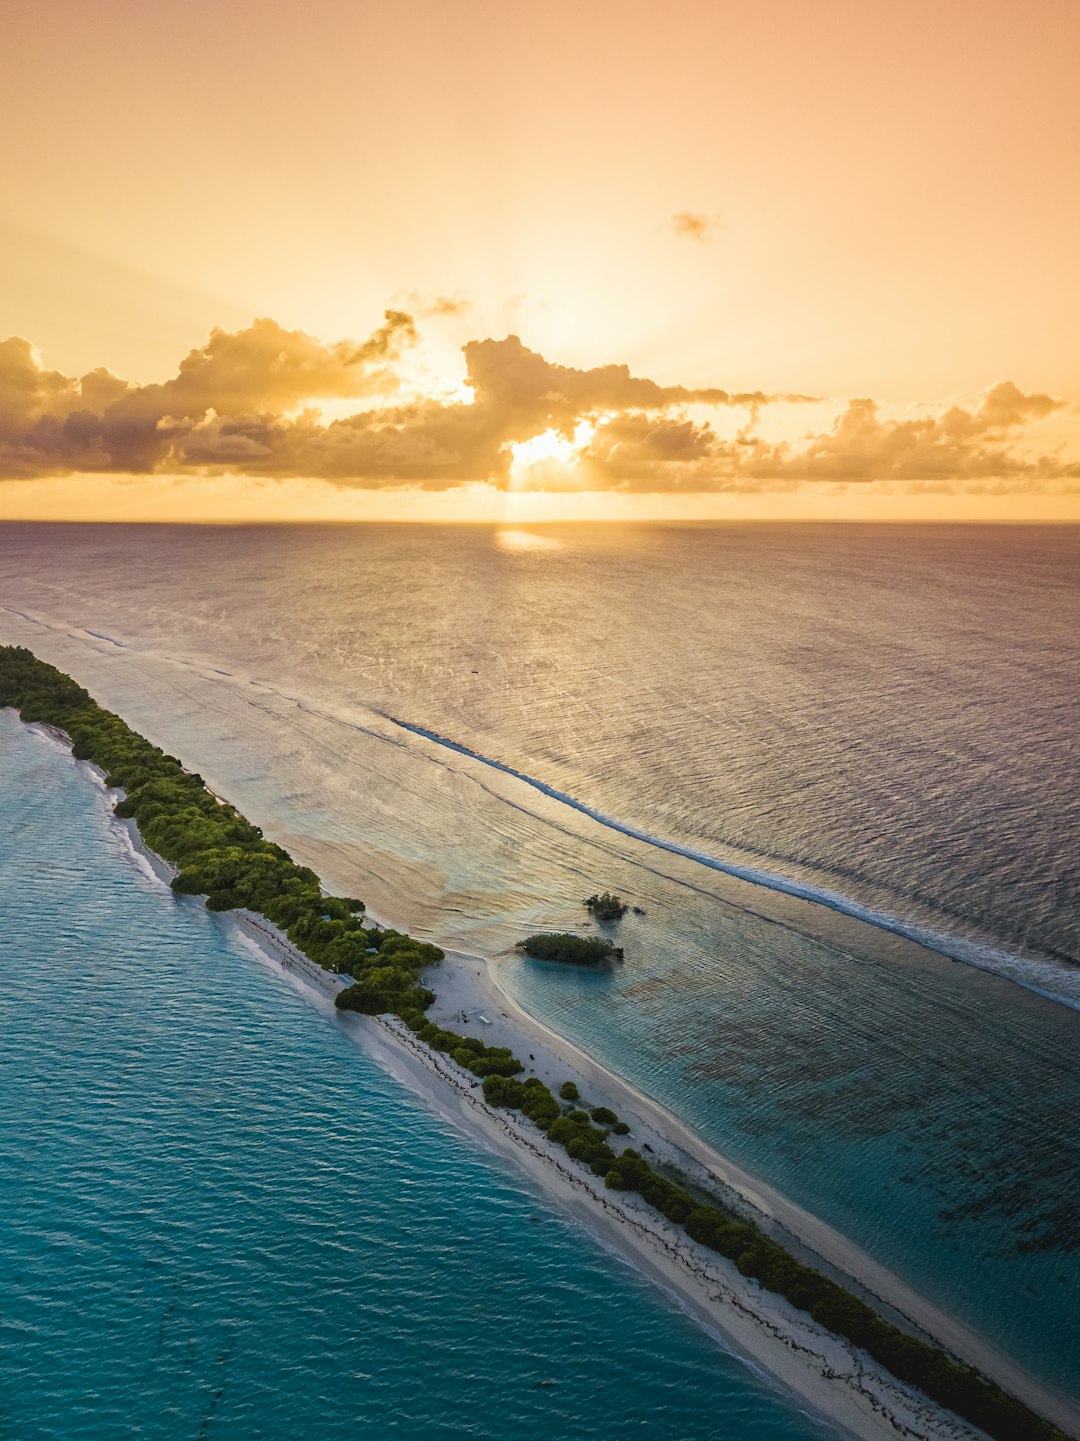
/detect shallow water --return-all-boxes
[0,520,1077,1400]
[0,714,836,1440]
[6,521,1074,966]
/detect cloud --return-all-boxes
[577,383,1074,491]
[0,337,95,430]
[783,384,1068,482]
[426,294,472,317]
[0,316,1073,493]
[461,334,808,418]
[672,211,716,241]
[0,313,417,477]
[400,290,473,318]
[123,310,416,420]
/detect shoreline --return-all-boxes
[27,720,1080,1441]
[419,950,1079,1436]
[448,953,1074,1409]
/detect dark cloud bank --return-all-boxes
[0,313,1072,491]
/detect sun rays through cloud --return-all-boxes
[508,420,598,490]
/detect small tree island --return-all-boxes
[584,891,628,922]
[518,933,623,966]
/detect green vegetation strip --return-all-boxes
[0,645,1066,1441]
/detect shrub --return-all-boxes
[335,982,391,1015]
[465,1048,523,1078]
[584,892,628,921]
[483,1075,526,1108]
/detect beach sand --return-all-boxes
[42,725,1077,1441]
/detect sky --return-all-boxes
[1,0,1078,522]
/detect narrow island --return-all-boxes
[0,643,1071,1441]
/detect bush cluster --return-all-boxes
[678,1206,1055,1440]
[517,932,622,965]
[333,930,443,1015]
[584,891,628,921]
[404,1018,523,1078]
[482,1065,1066,1441]
[484,1076,616,1173]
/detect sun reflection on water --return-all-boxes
[493,527,563,552]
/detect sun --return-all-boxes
[507,421,596,486]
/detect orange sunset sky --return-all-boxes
[2,0,1078,522]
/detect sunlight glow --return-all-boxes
[493,527,563,552]
[508,420,596,484]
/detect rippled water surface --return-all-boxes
[0,714,836,1441]
[1,521,1077,1400]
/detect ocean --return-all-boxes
[1,520,1077,1403]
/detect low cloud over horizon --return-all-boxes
[0,312,1075,495]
